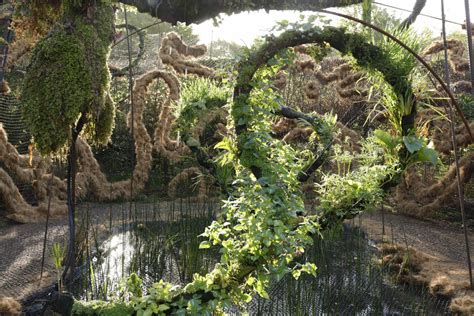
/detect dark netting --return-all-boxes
[246,227,451,315]
[0,5,471,315]
[13,202,446,315]
[0,93,36,216]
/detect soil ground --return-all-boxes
[350,208,474,270]
[0,200,215,303]
[350,208,474,313]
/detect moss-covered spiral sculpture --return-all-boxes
[233,26,416,178]
[71,25,423,314]
[22,1,115,154]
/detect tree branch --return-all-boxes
[400,0,427,29]
[275,106,317,125]
[118,0,364,25]
[274,106,331,182]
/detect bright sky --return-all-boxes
[193,0,472,46]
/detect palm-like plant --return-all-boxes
[52,243,65,292]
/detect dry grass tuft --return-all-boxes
[379,243,474,315]
[0,297,21,315]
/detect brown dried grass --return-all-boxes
[0,297,21,315]
[394,151,474,217]
[379,243,474,315]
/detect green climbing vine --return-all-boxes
[71,21,439,316]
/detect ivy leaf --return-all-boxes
[158,304,170,312]
[291,269,302,280]
[242,293,252,303]
[143,309,153,316]
[186,137,200,148]
[199,241,211,249]
[301,262,318,277]
[402,135,423,153]
[237,117,248,126]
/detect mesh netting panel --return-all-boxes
[0,94,36,215]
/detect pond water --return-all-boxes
[70,204,449,315]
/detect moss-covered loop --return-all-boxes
[232,26,415,178]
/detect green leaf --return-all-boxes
[186,137,200,148]
[402,135,423,153]
[291,269,302,280]
[279,20,289,28]
[242,293,252,303]
[143,309,153,316]
[301,262,318,277]
[415,147,439,166]
[214,138,232,151]
[199,241,211,249]
[373,129,400,151]
[158,304,170,312]
[237,117,248,126]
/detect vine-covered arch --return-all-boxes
[73,24,429,315]
[232,25,416,180]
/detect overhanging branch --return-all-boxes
[400,0,427,29]
[118,0,364,24]
[274,106,332,182]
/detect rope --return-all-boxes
[318,9,474,142]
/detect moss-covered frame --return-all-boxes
[232,25,417,181]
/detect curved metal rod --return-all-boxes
[112,20,164,48]
[319,9,473,142]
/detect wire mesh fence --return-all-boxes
[0,15,468,315]
[0,94,36,215]
[0,198,219,302]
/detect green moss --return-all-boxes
[22,2,115,154]
[88,94,115,144]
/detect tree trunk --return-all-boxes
[118,0,364,24]
[62,113,87,282]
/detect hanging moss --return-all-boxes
[22,2,115,154]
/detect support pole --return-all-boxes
[40,174,54,283]
[123,4,135,221]
[464,0,474,95]
[442,0,473,289]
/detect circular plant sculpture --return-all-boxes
[72,24,439,315]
